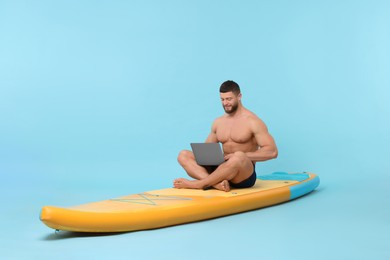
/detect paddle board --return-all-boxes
[40,172,320,232]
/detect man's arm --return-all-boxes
[245,118,278,162]
[205,120,219,143]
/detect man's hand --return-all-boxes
[224,153,234,161]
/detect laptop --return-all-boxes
[190,142,225,166]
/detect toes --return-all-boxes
[222,180,231,192]
[174,179,183,184]
[173,178,186,188]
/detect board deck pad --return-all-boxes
[40,172,320,232]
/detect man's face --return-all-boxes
[220,92,241,114]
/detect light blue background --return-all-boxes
[1,0,389,259]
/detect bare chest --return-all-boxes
[216,119,253,144]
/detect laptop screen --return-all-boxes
[190,143,225,166]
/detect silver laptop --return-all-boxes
[190,143,225,166]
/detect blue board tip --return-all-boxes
[258,172,310,182]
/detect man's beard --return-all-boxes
[223,103,238,114]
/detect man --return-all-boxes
[174,80,278,192]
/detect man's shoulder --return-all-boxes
[243,109,262,121]
[211,115,226,128]
[214,114,228,122]
[242,110,268,130]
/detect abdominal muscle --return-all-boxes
[220,138,258,155]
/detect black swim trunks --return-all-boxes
[229,164,257,188]
[203,163,257,189]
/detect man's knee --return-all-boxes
[227,151,249,167]
[233,151,246,159]
[177,150,193,165]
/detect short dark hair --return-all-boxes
[220,80,241,95]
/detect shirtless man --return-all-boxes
[173,80,278,192]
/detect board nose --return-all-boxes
[40,206,52,221]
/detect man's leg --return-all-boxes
[177,150,210,180]
[174,151,254,191]
[176,150,230,191]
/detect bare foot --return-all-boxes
[213,180,231,192]
[173,178,202,189]
[174,178,231,192]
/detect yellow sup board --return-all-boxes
[40,172,319,233]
